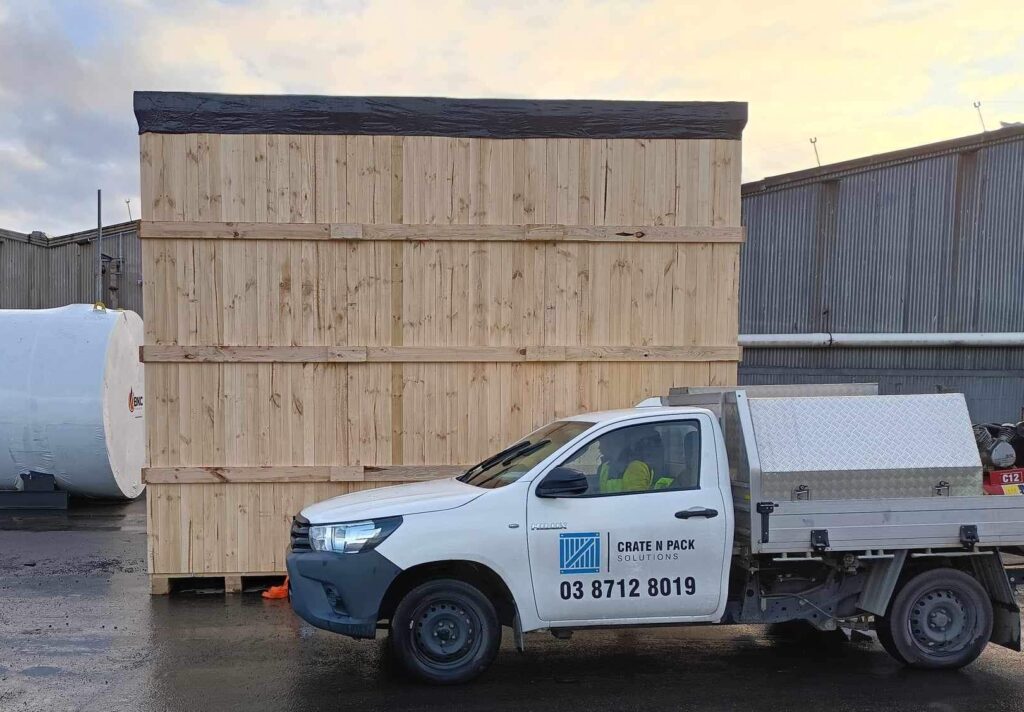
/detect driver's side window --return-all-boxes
[557,420,701,497]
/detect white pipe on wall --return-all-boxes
[739,332,1024,348]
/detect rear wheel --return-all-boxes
[389,578,501,684]
[885,568,992,669]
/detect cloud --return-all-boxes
[0,0,1022,233]
[0,2,153,233]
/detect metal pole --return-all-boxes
[122,199,130,273]
[95,189,103,305]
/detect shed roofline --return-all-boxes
[743,124,1024,196]
[0,221,138,248]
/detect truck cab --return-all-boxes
[288,406,733,682]
[287,388,1023,684]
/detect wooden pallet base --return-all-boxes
[150,572,286,595]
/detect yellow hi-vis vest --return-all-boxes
[598,461,675,493]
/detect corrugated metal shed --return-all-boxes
[740,126,1024,422]
[0,221,142,314]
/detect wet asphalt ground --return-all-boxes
[2,497,1023,712]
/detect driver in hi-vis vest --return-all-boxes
[597,427,675,493]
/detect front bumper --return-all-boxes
[286,548,402,639]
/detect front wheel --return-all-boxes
[884,568,993,669]
[389,579,501,684]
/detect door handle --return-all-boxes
[675,508,718,519]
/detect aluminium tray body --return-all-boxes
[665,385,1024,555]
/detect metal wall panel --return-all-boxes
[740,369,1024,426]
[0,222,142,314]
[0,238,36,308]
[740,128,1024,421]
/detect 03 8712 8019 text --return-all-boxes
[559,577,697,601]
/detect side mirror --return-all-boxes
[536,467,589,498]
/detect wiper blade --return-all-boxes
[501,439,550,465]
[461,440,532,479]
[467,440,556,490]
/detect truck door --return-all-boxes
[526,415,729,624]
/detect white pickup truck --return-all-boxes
[286,384,1024,684]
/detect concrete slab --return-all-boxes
[2,496,1024,711]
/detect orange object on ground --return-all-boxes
[262,576,289,599]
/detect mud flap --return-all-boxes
[857,550,908,616]
[972,552,1022,652]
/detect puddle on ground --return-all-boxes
[21,666,64,678]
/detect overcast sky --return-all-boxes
[1,0,1021,235]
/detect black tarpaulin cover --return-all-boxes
[134,92,746,140]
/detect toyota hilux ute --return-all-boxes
[286,384,1024,684]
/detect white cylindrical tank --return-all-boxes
[0,304,145,499]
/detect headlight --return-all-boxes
[309,517,402,553]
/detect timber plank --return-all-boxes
[143,465,364,484]
[145,465,467,485]
[141,345,366,362]
[141,221,331,240]
[141,345,740,363]
[362,465,466,482]
[142,221,744,243]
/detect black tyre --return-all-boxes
[873,615,906,663]
[389,578,501,684]
[886,568,993,670]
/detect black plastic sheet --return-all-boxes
[134,92,746,139]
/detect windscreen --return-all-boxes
[459,421,593,490]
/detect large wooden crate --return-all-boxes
[136,92,747,586]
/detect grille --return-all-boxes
[290,514,311,551]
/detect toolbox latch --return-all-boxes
[959,524,979,551]
[810,529,830,553]
[934,480,951,496]
[792,485,810,501]
[755,501,777,544]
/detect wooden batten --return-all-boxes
[141,345,741,363]
[140,345,367,363]
[140,220,744,244]
[139,98,745,579]
[143,465,363,484]
[143,464,466,484]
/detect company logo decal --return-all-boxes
[559,532,601,575]
[128,389,144,413]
